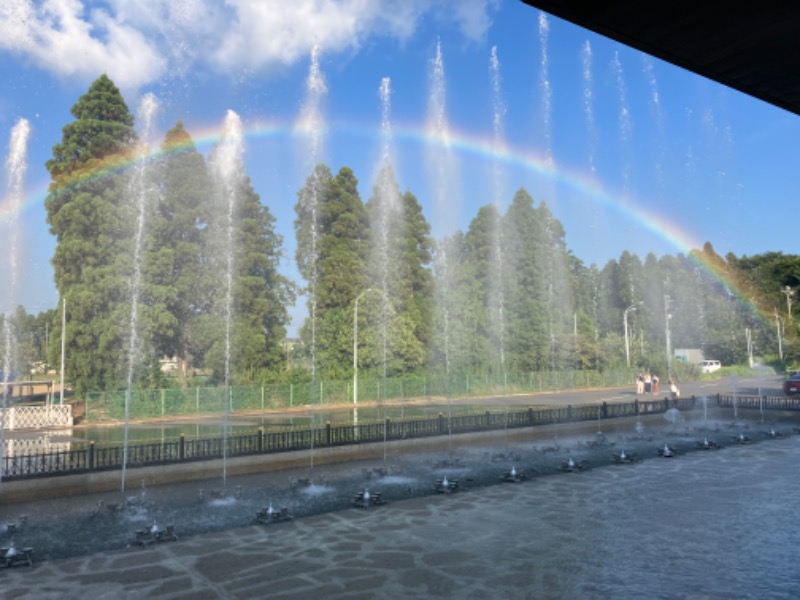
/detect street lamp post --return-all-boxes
[623,303,639,368]
[775,309,784,362]
[60,297,66,405]
[353,289,375,434]
[664,294,673,379]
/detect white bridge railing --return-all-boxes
[2,430,72,457]
[0,405,72,430]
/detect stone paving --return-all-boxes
[2,482,549,600]
[3,391,795,600]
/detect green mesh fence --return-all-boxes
[84,369,636,422]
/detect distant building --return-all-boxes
[283,338,310,370]
[159,356,180,374]
[674,348,704,364]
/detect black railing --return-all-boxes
[715,393,800,411]
[1,395,793,481]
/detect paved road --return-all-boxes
[399,374,785,413]
[513,373,783,407]
[58,374,784,430]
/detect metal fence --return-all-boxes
[5,394,797,481]
[1,395,711,481]
[83,370,637,421]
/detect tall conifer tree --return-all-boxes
[147,121,213,384]
[432,232,485,373]
[364,169,434,374]
[45,74,138,395]
[201,135,291,383]
[463,204,501,372]
[296,165,369,377]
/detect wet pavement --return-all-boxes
[3,428,800,600]
[3,482,548,599]
[3,395,800,599]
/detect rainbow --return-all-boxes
[1,116,772,325]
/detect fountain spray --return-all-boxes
[121,94,159,495]
[489,46,507,378]
[298,45,327,477]
[211,110,244,491]
[1,118,31,485]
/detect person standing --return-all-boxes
[644,372,652,394]
[652,374,660,394]
[636,373,644,395]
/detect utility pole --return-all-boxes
[782,285,795,321]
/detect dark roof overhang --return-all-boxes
[521,1,800,116]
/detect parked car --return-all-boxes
[783,373,800,395]
[698,360,721,373]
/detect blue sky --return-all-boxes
[1,0,799,335]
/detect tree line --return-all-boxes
[39,75,290,396]
[3,75,798,396]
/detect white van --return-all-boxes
[698,360,721,373]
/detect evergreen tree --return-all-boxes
[727,251,800,363]
[502,189,548,371]
[569,255,602,369]
[687,244,755,365]
[613,250,646,366]
[433,230,493,374]
[385,189,434,372]
[232,174,292,380]
[595,259,623,362]
[293,163,329,379]
[534,199,574,370]
[202,132,292,383]
[463,204,501,372]
[0,307,41,376]
[296,165,369,378]
[147,121,213,384]
[45,74,138,396]
[364,167,433,375]
[639,252,663,360]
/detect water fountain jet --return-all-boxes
[255,501,293,525]
[696,437,722,450]
[297,46,328,451]
[501,465,528,483]
[1,540,33,568]
[612,449,639,464]
[353,487,385,509]
[121,93,159,496]
[209,109,244,494]
[434,475,460,493]
[488,45,507,379]
[1,119,31,492]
